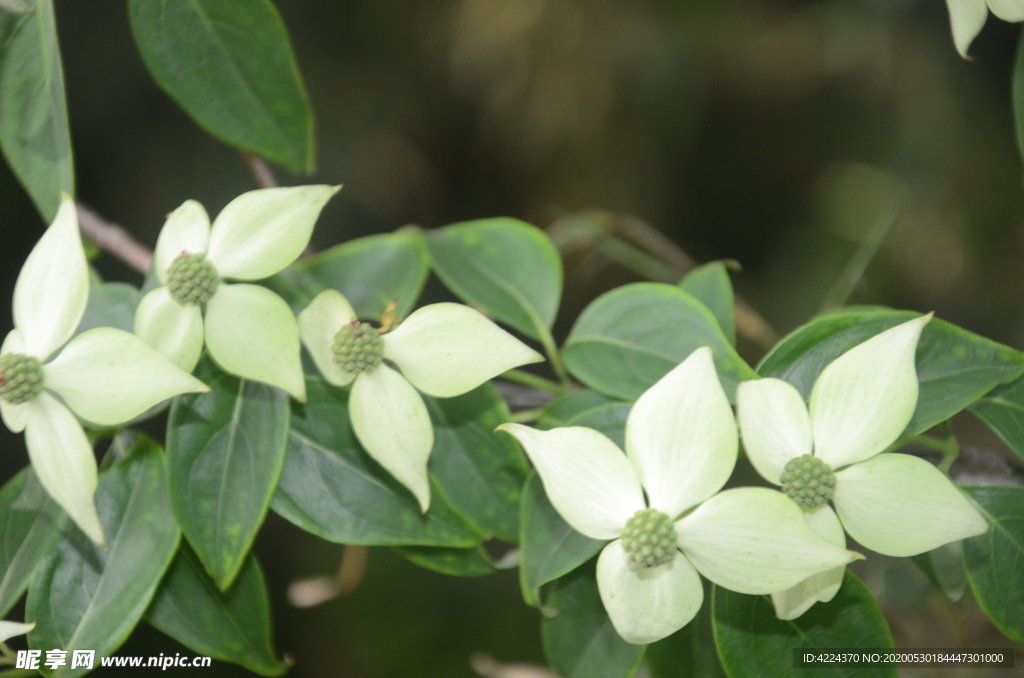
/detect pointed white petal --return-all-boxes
[676,488,859,594]
[946,0,989,57]
[986,0,1024,23]
[383,303,543,397]
[596,539,703,645]
[771,505,847,620]
[134,287,205,373]
[153,200,211,285]
[810,315,930,470]
[349,366,434,511]
[24,394,105,546]
[13,194,88,360]
[206,185,338,280]
[43,328,209,426]
[625,347,737,518]
[205,284,306,401]
[498,424,644,539]
[297,290,358,387]
[0,330,28,432]
[833,453,989,557]
[0,620,34,643]
[737,378,812,485]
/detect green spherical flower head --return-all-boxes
[332,321,385,375]
[0,353,44,405]
[780,454,836,508]
[621,508,677,569]
[167,252,219,305]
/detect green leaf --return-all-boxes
[679,262,736,345]
[426,218,562,340]
[909,541,967,602]
[519,472,603,609]
[0,0,73,220]
[565,402,632,450]
[961,485,1024,643]
[563,283,757,402]
[167,362,290,590]
[646,582,726,678]
[75,282,141,336]
[394,545,497,577]
[712,572,896,678]
[146,546,286,676]
[268,230,430,319]
[426,383,527,542]
[537,390,618,429]
[272,377,483,547]
[27,436,179,678]
[757,307,1024,436]
[0,467,64,617]
[128,0,314,173]
[969,373,1024,464]
[541,564,646,678]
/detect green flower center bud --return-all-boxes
[0,353,44,405]
[621,508,677,569]
[779,454,836,508]
[332,321,385,375]
[167,252,219,305]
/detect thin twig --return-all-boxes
[75,202,152,274]
[242,152,279,188]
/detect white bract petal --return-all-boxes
[153,200,211,284]
[206,185,338,280]
[810,315,930,469]
[832,453,988,557]
[13,194,88,360]
[44,328,209,426]
[204,284,306,401]
[0,620,34,643]
[737,378,812,485]
[349,365,434,512]
[0,330,28,432]
[987,0,1024,22]
[945,0,990,57]
[297,290,358,387]
[625,348,737,518]
[383,303,544,397]
[498,424,645,540]
[134,287,205,373]
[596,539,703,645]
[770,505,847,620]
[675,488,860,594]
[24,393,105,546]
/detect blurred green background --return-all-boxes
[1,0,1023,675]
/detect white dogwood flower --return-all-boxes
[1,195,208,546]
[0,620,33,643]
[500,348,859,645]
[945,0,1024,58]
[298,289,543,511]
[737,315,988,620]
[135,186,338,401]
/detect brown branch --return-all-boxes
[242,152,279,188]
[75,202,152,275]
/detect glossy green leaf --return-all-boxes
[646,581,726,678]
[909,541,967,602]
[0,467,64,617]
[27,436,179,678]
[537,390,617,430]
[272,377,482,547]
[269,231,430,319]
[146,546,286,676]
[541,564,646,678]
[680,262,736,345]
[128,0,313,172]
[0,0,73,220]
[969,373,1024,464]
[563,283,756,402]
[167,362,289,590]
[712,572,896,678]
[565,401,631,450]
[427,218,562,340]
[757,307,1024,436]
[962,485,1024,643]
[74,282,141,336]
[519,472,603,609]
[394,545,497,577]
[426,383,527,542]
